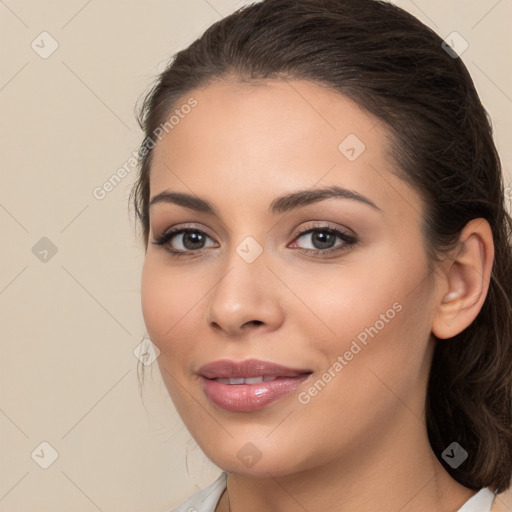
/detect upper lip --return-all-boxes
[198,358,312,379]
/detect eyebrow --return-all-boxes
[148,185,383,216]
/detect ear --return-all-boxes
[431,218,495,340]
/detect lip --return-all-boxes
[198,358,313,412]
[198,358,312,379]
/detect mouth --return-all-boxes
[197,358,313,412]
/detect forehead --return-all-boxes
[149,79,422,221]
[152,78,387,171]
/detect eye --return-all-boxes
[152,226,216,257]
[289,224,358,255]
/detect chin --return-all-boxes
[213,457,298,478]
[198,439,310,478]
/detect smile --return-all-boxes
[197,359,313,412]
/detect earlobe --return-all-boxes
[432,218,494,340]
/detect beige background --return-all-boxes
[0,1,511,511]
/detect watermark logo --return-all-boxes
[442,31,469,59]
[236,236,263,264]
[32,237,58,263]
[339,133,366,162]
[237,442,262,468]
[31,441,59,469]
[133,338,160,366]
[31,31,59,59]
[442,442,468,468]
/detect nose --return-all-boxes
[204,249,284,338]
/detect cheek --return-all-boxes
[289,261,407,346]
[300,244,432,369]
[292,283,432,450]
[140,258,193,349]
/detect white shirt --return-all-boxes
[169,472,497,512]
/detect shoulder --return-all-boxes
[169,472,227,512]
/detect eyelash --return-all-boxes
[152,223,358,259]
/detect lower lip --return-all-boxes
[199,375,311,412]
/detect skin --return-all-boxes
[141,79,494,512]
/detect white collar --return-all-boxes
[170,472,227,512]
[170,473,496,512]
[456,487,496,512]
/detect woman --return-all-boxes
[130,0,512,510]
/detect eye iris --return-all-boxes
[312,230,336,250]
[183,231,205,250]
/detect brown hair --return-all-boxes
[130,0,512,493]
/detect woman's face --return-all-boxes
[141,79,440,476]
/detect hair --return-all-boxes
[129,0,512,494]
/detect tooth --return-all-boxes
[215,376,278,384]
[244,376,264,384]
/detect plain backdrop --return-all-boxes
[1,1,511,511]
